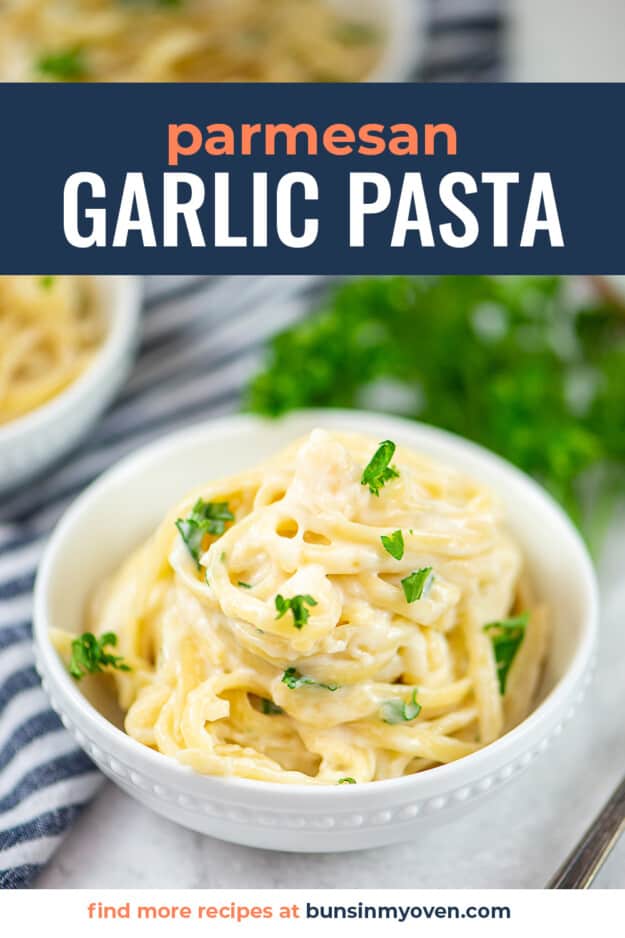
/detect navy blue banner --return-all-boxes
[0,82,623,274]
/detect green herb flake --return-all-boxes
[401,567,433,603]
[484,612,529,695]
[380,689,421,724]
[281,668,338,692]
[260,698,284,715]
[335,22,379,45]
[175,499,234,567]
[381,529,404,560]
[37,46,88,80]
[69,631,131,681]
[275,593,318,630]
[39,276,56,290]
[338,777,357,784]
[238,581,253,589]
[361,440,399,496]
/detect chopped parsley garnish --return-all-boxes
[361,440,399,496]
[39,276,56,290]
[69,632,131,681]
[401,567,433,603]
[381,529,404,560]
[175,499,234,567]
[275,593,318,630]
[281,668,338,692]
[260,698,284,715]
[123,0,182,6]
[335,22,379,45]
[484,612,529,694]
[338,777,357,784]
[238,581,253,589]
[380,689,422,724]
[37,47,88,80]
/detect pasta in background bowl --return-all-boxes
[34,411,598,851]
[0,0,421,83]
[0,276,141,494]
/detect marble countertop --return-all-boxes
[38,518,625,889]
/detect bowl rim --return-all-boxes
[0,275,143,445]
[34,409,599,801]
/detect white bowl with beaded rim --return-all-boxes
[0,277,142,496]
[33,410,598,852]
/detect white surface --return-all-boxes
[38,514,625,887]
[509,0,625,81]
[0,277,142,494]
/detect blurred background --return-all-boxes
[2,0,625,892]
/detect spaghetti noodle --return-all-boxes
[0,275,104,426]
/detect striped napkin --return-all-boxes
[0,3,504,889]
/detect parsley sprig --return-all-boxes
[69,632,131,681]
[484,613,529,694]
[37,47,88,80]
[381,529,404,560]
[380,689,422,724]
[175,499,234,567]
[275,593,318,629]
[361,440,399,496]
[401,567,433,603]
[281,668,338,691]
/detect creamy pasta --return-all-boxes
[63,430,549,784]
[0,0,382,83]
[0,276,104,426]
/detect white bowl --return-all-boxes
[0,277,142,495]
[34,410,598,852]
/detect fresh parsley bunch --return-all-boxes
[246,276,625,550]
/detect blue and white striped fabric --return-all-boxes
[0,2,504,889]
